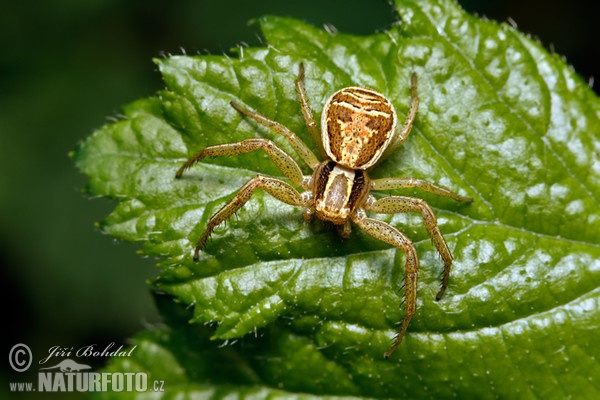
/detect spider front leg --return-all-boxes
[351,208,418,359]
[175,138,306,187]
[175,136,313,260]
[371,177,473,203]
[191,174,311,260]
[369,177,472,299]
[366,194,459,301]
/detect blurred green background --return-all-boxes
[2,0,598,387]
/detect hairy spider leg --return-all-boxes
[193,175,311,260]
[351,208,418,359]
[380,72,419,162]
[294,63,327,159]
[369,178,472,299]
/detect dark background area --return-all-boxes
[2,0,598,390]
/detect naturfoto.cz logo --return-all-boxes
[8,343,165,393]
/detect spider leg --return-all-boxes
[351,208,418,359]
[230,101,321,170]
[295,63,327,159]
[193,175,311,260]
[176,138,306,187]
[382,72,419,160]
[371,177,473,203]
[365,195,454,300]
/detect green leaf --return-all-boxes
[97,294,368,400]
[74,0,600,398]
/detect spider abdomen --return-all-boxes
[321,87,397,170]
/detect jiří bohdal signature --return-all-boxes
[39,342,136,365]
